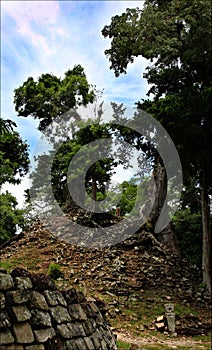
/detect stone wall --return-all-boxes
[0,269,117,350]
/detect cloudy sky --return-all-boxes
[1,1,149,206]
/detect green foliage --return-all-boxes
[172,208,202,267]
[102,0,212,190]
[0,117,29,186]
[14,65,96,131]
[30,120,115,210]
[0,191,25,244]
[48,263,64,280]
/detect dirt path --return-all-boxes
[116,330,211,349]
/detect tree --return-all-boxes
[14,65,96,131]
[0,118,29,186]
[0,117,29,243]
[30,120,116,213]
[102,0,211,290]
[0,191,25,244]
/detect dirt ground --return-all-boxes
[116,330,211,349]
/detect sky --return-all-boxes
[1,0,149,207]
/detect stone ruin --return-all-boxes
[0,269,117,350]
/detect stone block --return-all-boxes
[7,290,30,305]
[33,327,55,343]
[43,290,67,306]
[83,302,100,318]
[31,309,52,327]
[0,311,11,328]
[13,322,34,344]
[90,333,102,349]
[0,345,23,349]
[84,336,95,350]
[89,302,99,315]
[155,322,165,330]
[0,329,14,345]
[68,304,87,321]
[64,339,77,350]
[50,306,71,324]
[12,305,31,322]
[75,338,89,350]
[156,315,164,322]
[0,293,5,309]
[0,273,14,291]
[57,323,73,339]
[95,312,104,326]
[67,322,86,338]
[25,346,45,350]
[14,277,33,290]
[83,318,96,336]
[30,291,48,310]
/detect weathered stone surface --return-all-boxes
[57,323,73,338]
[84,336,95,350]
[0,293,5,309]
[83,318,97,336]
[75,337,90,350]
[0,345,23,349]
[0,311,11,328]
[156,315,164,322]
[25,346,44,350]
[0,329,14,345]
[14,277,32,290]
[64,339,77,350]
[31,309,52,327]
[68,322,87,337]
[155,322,165,330]
[7,290,29,304]
[0,269,117,349]
[13,323,34,344]
[0,273,14,291]
[43,290,67,306]
[50,306,71,324]
[11,305,31,322]
[33,327,55,343]
[68,304,87,321]
[91,333,102,349]
[31,274,56,292]
[30,291,48,310]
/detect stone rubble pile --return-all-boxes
[1,222,211,338]
[0,269,117,350]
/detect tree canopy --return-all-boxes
[0,117,29,186]
[0,117,29,243]
[14,65,96,131]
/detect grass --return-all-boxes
[0,256,41,271]
[116,340,131,349]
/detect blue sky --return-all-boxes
[1,0,149,206]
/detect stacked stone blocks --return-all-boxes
[0,269,117,350]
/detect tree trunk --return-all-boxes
[149,157,179,254]
[201,171,211,291]
[91,177,97,212]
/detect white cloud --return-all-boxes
[2,1,60,55]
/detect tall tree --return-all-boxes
[14,66,118,216]
[0,117,29,243]
[102,0,211,290]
